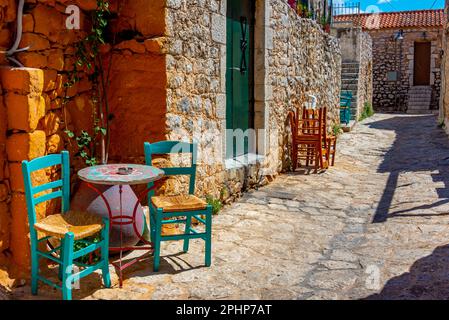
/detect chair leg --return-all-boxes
[30,233,39,296]
[183,216,192,253]
[153,209,163,272]
[332,141,337,166]
[58,264,63,282]
[291,144,297,171]
[149,206,156,243]
[205,206,212,267]
[61,233,74,301]
[101,218,111,288]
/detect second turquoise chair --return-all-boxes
[144,141,213,271]
[22,151,111,300]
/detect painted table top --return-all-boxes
[78,164,165,186]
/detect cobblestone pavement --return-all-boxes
[8,113,449,300]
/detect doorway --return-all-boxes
[414,42,431,86]
[226,0,255,159]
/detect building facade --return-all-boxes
[439,0,449,129]
[336,10,444,113]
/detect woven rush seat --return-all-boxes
[34,211,103,240]
[151,195,207,212]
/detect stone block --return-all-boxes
[0,201,10,252]
[22,14,34,33]
[211,13,226,44]
[41,112,61,136]
[46,133,63,154]
[116,40,146,54]
[6,131,46,162]
[43,69,57,92]
[16,52,48,69]
[10,193,32,270]
[32,4,66,43]
[120,0,165,37]
[9,162,49,193]
[19,33,50,51]
[0,67,44,94]
[47,49,65,71]
[5,93,46,132]
[144,37,167,54]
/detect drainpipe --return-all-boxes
[4,0,29,67]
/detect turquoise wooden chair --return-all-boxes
[22,151,111,300]
[144,141,212,272]
[340,91,353,125]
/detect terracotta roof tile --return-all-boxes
[334,9,445,30]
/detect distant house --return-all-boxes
[335,9,445,113]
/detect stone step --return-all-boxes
[409,91,431,94]
[408,95,432,99]
[342,62,360,68]
[409,89,432,94]
[408,94,432,99]
[406,109,433,114]
[341,73,359,79]
[408,99,432,104]
[342,68,360,74]
[408,105,431,110]
[341,79,359,85]
[341,84,358,91]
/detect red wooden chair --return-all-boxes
[289,107,328,173]
[320,107,337,167]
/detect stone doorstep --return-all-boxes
[224,153,265,170]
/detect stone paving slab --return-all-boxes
[8,113,449,300]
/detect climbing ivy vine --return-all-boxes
[63,0,112,166]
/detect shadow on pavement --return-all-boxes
[367,115,449,223]
[364,244,449,300]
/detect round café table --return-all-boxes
[78,164,165,287]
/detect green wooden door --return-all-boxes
[226,0,254,159]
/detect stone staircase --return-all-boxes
[407,86,432,114]
[341,61,359,121]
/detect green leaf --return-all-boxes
[64,130,75,138]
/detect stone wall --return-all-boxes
[357,31,373,117]
[368,28,442,112]
[164,0,341,201]
[0,0,172,275]
[269,0,341,169]
[334,26,373,120]
[0,0,13,269]
[104,0,168,164]
[0,0,94,274]
[439,0,449,128]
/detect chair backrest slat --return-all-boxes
[144,141,197,196]
[22,151,71,230]
[26,154,63,172]
[32,180,63,194]
[34,190,63,205]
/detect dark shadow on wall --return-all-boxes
[364,244,449,300]
[367,115,449,223]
